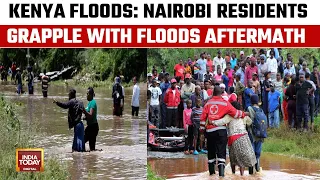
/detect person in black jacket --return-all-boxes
[54,89,85,152]
[112,77,124,117]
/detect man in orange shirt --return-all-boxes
[200,86,248,177]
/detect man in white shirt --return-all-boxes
[266,51,278,82]
[196,53,207,82]
[148,80,162,127]
[214,50,226,72]
[131,77,140,116]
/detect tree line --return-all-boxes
[147,48,320,75]
[0,48,147,83]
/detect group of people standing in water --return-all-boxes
[53,76,140,152]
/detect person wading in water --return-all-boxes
[41,70,49,98]
[112,77,124,117]
[83,87,99,151]
[200,85,248,177]
[54,89,85,152]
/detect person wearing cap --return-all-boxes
[266,50,278,82]
[112,77,125,117]
[148,79,162,128]
[83,87,99,151]
[230,52,237,70]
[244,57,259,87]
[15,67,23,94]
[214,50,226,73]
[244,80,255,111]
[174,59,185,82]
[196,53,207,82]
[181,73,195,109]
[268,83,281,128]
[201,86,248,177]
[131,77,140,117]
[164,78,180,128]
[262,71,272,116]
[299,61,311,75]
[239,51,245,62]
[247,94,266,174]
[220,84,229,101]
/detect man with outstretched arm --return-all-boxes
[200,85,249,177]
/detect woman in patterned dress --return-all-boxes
[213,101,256,176]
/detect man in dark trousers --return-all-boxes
[296,73,313,132]
[53,89,85,152]
[200,86,248,177]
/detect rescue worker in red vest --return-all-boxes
[200,85,248,177]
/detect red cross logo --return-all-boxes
[210,105,218,115]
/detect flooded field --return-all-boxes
[148,150,320,179]
[0,82,147,180]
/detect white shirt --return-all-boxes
[172,90,176,97]
[213,56,226,72]
[202,90,209,100]
[148,86,162,106]
[197,58,207,75]
[266,57,278,73]
[131,84,140,107]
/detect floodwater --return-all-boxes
[148,151,320,180]
[0,81,147,180]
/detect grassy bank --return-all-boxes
[148,165,165,180]
[263,120,320,159]
[0,96,69,179]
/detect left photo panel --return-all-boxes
[0,48,147,179]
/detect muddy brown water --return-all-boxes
[148,151,320,180]
[0,82,147,180]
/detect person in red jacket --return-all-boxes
[164,78,181,128]
[200,85,248,177]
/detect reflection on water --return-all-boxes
[0,82,147,180]
[148,150,320,179]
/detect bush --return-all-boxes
[0,96,69,179]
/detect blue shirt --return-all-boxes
[160,82,171,101]
[274,48,279,59]
[230,58,237,69]
[236,68,245,85]
[268,91,280,112]
[222,75,229,90]
[244,88,255,110]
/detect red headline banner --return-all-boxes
[0,25,319,47]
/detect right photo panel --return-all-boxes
[147,48,320,179]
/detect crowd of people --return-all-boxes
[147,48,320,176]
